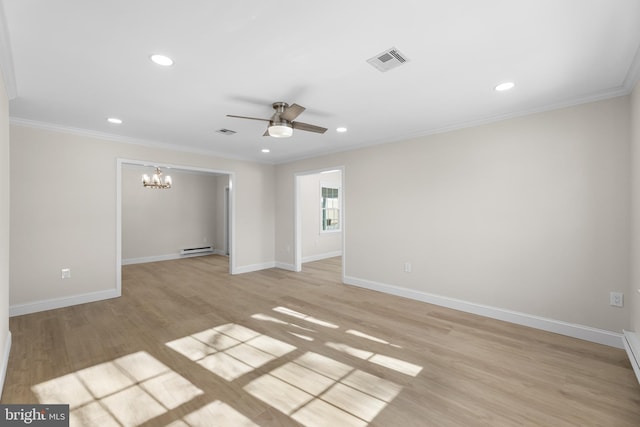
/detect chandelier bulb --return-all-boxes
[141,167,172,189]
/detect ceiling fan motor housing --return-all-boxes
[226,101,327,137]
[272,102,289,112]
[268,102,294,137]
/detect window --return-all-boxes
[321,184,340,232]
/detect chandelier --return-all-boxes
[142,167,172,189]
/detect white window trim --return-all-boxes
[320,181,341,234]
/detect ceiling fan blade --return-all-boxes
[226,114,270,122]
[292,121,328,134]
[280,103,305,121]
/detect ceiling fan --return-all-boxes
[227,102,327,138]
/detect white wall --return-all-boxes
[301,171,342,262]
[0,66,10,398]
[631,80,640,333]
[122,166,223,262]
[9,124,275,312]
[276,96,631,339]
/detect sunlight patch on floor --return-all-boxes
[326,341,374,359]
[32,351,204,426]
[273,306,339,329]
[251,313,317,332]
[293,398,368,427]
[326,342,423,377]
[252,312,317,341]
[244,351,403,427]
[288,331,315,341]
[163,310,419,426]
[167,401,259,427]
[345,329,402,348]
[166,323,296,381]
[369,354,423,376]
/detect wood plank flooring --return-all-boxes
[2,255,640,426]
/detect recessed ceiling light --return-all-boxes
[261,148,270,153]
[495,82,515,92]
[107,117,122,124]
[150,54,174,66]
[336,127,348,133]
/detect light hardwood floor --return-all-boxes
[2,255,640,426]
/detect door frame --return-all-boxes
[294,166,345,275]
[116,158,236,295]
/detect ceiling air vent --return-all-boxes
[366,47,410,72]
[217,128,236,135]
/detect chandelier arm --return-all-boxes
[141,167,172,189]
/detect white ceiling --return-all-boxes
[2,0,640,164]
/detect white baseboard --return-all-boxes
[122,254,182,265]
[122,251,217,265]
[344,275,624,349]
[302,251,343,264]
[275,262,297,272]
[623,330,640,384]
[9,289,120,317]
[233,262,276,275]
[0,331,11,400]
[213,249,228,256]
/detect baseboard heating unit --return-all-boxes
[180,245,214,256]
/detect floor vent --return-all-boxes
[366,47,410,72]
[180,245,214,256]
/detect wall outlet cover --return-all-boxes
[610,291,623,307]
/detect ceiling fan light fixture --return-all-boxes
[268,123,293,138]
[227,102,327,137]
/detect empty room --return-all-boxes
[1,1,640,426]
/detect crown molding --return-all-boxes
[9,117,274,164]
[0,0,16,99]
[623,43,640,93]
[279,85,632,166]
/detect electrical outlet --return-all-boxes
[61,268,71,279]
[610,292,623,307]
[404,262,412,273]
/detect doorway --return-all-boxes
[294,167,344,274]
[224,187,230,256]
[116,159,235,293]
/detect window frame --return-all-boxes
[320,182,341,234]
